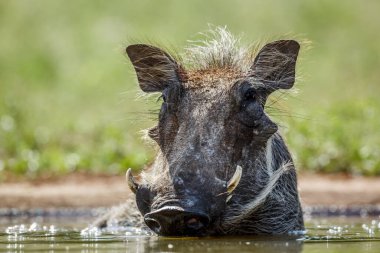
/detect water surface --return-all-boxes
[0,212,379,252]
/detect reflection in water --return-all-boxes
[0,216,379,252]
[140,236,303,253]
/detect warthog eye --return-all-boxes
[237,81,266,127]
[244,88,256,101]
[158,86,181,116]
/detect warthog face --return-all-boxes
[125,29,303,236]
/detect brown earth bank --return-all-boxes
[0,173,380,209]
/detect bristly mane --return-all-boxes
[184,27,256,72]
[181,27,260,82]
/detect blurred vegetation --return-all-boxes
[0,0,380,180]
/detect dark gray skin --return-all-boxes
[96,33,304,236]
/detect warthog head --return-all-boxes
[126,28,304,236]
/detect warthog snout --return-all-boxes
[127,165,243,236]
[144,207,210,236]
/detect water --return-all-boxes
[1,212,380,252]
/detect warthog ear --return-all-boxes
[126,44,185,92]
[251,40,300,90]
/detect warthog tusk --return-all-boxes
[126,168,138,194]
[227,165,242,195]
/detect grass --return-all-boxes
[284,99,380,175]
[0,0,380,179]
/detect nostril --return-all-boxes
[186,217,204,230]
[144,218,161,234]
[185,214,210,233]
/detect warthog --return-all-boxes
[96,28,304,236]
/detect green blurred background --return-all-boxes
[1,0,380,180]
